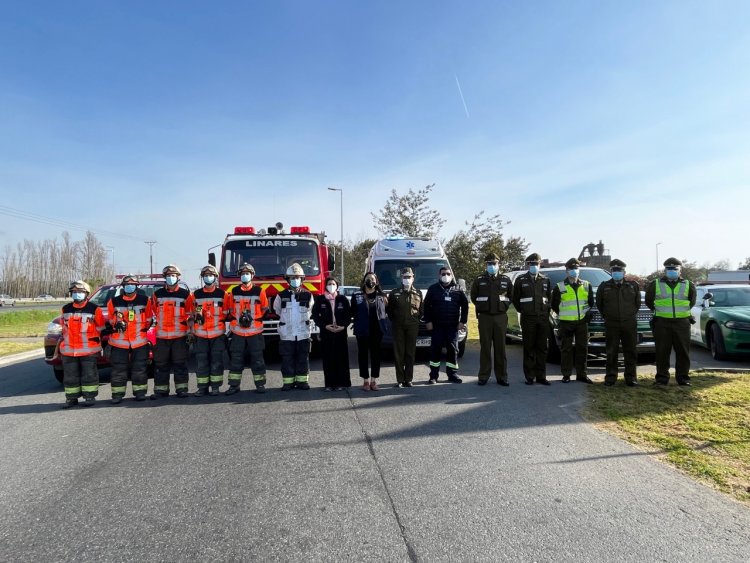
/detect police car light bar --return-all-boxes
[290,226,310,234]
[234,226,256,235]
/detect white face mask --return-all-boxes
[402,277,413,288]
[326,284,337,293]
[440,274,452,284]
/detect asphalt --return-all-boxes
[0,342,748,562]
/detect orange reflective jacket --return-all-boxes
[107,292,151,349]
[148,286,190,339]
[189,286,228,339]
[60,301,106,356]
[226,284,268,337]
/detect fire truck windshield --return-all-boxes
[222,239,320,278]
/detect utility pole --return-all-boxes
[327,187,344,285]
[145,241,157,278]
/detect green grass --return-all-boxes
[0,310,59,337]
[586,372,750,504]
[0,340,43,357]
[466,303,480,350]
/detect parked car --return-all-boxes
[690,284,750,360]
[35,294,55,301]
[338,285,360,297]
[505,267,655,363]
[0,294,15,307]
[43,280,181,383]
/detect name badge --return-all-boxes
[445,296,452,301]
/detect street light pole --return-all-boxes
[145,241,157,278]
[106,247,115,281]
[655,242,662,274]
[327,187,344,286]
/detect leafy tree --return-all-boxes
[739,257,750,270]
[330,237,377,287]
[444,211,528,283]
[645,259,707,284]
[371,184,446,238]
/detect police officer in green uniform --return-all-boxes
[470,253,513,386]
[552,258,594,383]
[512,253,552,385]
[386,267,423,387]
[645,257,696,386]
[596,259,641,387]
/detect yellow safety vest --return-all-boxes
[557,280,590,321]
[654,280,690,318]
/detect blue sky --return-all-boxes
[1,0,749,281]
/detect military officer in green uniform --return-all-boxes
[470,252,513,386]
[551,258,594,383]
[512,253,553,385]
[596,258,641,387]
[645,257,696,386]
[386,267,423,387]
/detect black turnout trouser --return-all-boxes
[520,315,548,382]
[356,332,382,379]
[604,320,638,384]
[153,337,189,394]
[559,320,589,378]
[228,333,266,388]
[62,354,99,400]
[194,335,227,390]
[429,325,460,379]
[476,313,508,383]
[654,317,691,384]
[279,339,311,383]
[109,345,149,398]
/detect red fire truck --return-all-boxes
[208,223,335,340]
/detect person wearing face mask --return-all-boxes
[645,257,696,386]
[59,280,106,408]
[147,264,191,399]
[312,277,352,391]
[386,267,423,387]
[273,263,314,390]
[513,253,553,385]
[551,258,595,383]
[596,259,642,387]
[425,266,469,384]
[351,273,389,391]
[470,254,512,386]
[106,274,151,403]
[188,265,230,397]
[225,263,269,394]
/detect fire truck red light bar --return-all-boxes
[290,226,310,233]
[234,226,255,234]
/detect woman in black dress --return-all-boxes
[311,277,352,391]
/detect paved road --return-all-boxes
[0,343,748,562]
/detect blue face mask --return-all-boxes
[528,265,539,275]
[289,278,302,288]
[202,275,216,286]
[567,269,580,279]
[487,264,498,275]
[611,271,624,282]
[165,275,178,286]
[666,269,679,281]
[72,292,86,302]
[240,273,252,284]
[123,284,137,294]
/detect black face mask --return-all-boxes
[365,279,376,289]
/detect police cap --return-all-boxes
[565,257,581,269]
[663,257,682,268]
[525,252,541,263]
[401,267,414,277]
[609,259,626,270]
[484,252,500,263]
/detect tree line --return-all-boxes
[1,231,112,297]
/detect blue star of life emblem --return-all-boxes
[406,241,415,249]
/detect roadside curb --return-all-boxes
[0,349,45,368]
[694,367,750,374]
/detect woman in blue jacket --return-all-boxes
[350,272,389,391]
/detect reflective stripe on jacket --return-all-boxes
[107,292,150,349]
[60,301,105,356]
[227,285,268,336]
[273,289,312,341]
[150,286,190,339]
[654,280,691,318]
[191,287,228,338]
[556,280,591,321]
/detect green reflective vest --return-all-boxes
[654,280,691,318]
[557,280,590,321]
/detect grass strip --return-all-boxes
[586,372,750,504]
[0,340,43,357]
[0,310,59,337]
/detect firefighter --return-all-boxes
[225,263,268,394]
[147,264,191,399]
[190,265,230,397]
[106,274,151,403]
[552,258,594,383]
[426,266,469,384]
[596,259,641,387]
[311,276,352,391]
[273,263,313,390]
[386,267,423,387]
[59,280,106,408]
[512,253,552,385]
[470,253,513,386]
[645,257,696,386]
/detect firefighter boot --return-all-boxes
[209,386,220,396]
[110,396,123,405]
[225,386,240,396]
[83,397,96,407]
[193,387,207,397]
[134,392,147,401]
[62,398,79,409]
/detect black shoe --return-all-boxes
[524,380,534,386]
[652,381,668,387]
[478,379,488,386]
[497,381,509,387]
[402,382,413,388]
[193,388,207,397]
[426,378,436,385]
[562,375,571,383]
[150,392,167,400]
[604,381,615,387]
[256,384,266,394]
[625,381,638,387]
[447,376,463,384]
[576,376,594,384]
[536,380,551,386]
[678,380,691,386]
[62,398,79,409]
[296,382,310,390]
[209,388,220,396]
[176,390,189,398]
[83,397,96,407]
[281,383,294,391]
[134,393,147,401]
[225,386,240,396]
[110,397,123,405]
